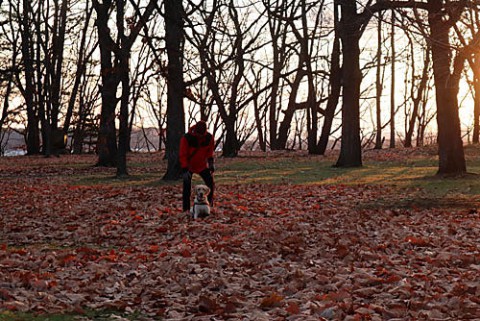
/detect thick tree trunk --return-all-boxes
[222,116,239,157]
[428,0,466,175]
[335,0,362,167]
[435,84,466,174]
[94,0,118,167]
[162,0,185,180]
[94,0,156,168]
[221,2,243,158]
[116,0,129,177]
[96,79,118,167]
[49,0,68,131]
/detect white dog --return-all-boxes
[190,185,211,219]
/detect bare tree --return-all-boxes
[184,0,266,157]
[262,0,326,152]
[316,2,342,155]
[374,12,384,150]
[334,0,364,167]
[424,0,466,174]
[246,64,268,151]
[404,44,431,148]
[63,2,97,138]
[263,0,289,150]
[452,5,480,144]
[92,0,157,175]
[162,0,185,180]
[18,0,40,155]
[0,3,19,148]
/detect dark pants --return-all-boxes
[183,169,215,211]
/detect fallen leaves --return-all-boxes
[259,292,284,309]
[404,236,431,247]
[0,154,480,319]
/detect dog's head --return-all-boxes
[194,184,210,200]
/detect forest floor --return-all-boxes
[1,146,480,320]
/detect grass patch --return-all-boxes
[28,148,480,198]
[73,173,162,187]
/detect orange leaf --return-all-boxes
[285,302,300,315]
[404,236,430,247]
[384,274,401,283]
[10,248,28,255]
[260,293,284,309]
[59,254,76,266]
[158,251,168,258]
[180,248,192,257]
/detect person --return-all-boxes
[179,120,215,214]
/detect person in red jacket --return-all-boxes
[179,120,215,213]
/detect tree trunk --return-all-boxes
[317,3,341,155]
[162,0,185,180]
[222,116,239,157]
[94,0,118,167]
[220,1,244,158]
[36,0,51,156]
[276,70,306,149]
[335,0,362,167]
[248,72,266,152]
[49,0,68,132]
[266,1,287,150]
[116,0,129,177]
[428,0,466,175]
[405,48,430,148]
[64,3,94,135]
[472,55,480,144]
[21,0,40,155]
[302,0,318,155]
[389,10,396,148]
[374,11,383,150]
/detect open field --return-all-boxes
[1,146,480,320]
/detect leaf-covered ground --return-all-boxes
[1,150,480,320]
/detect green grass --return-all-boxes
[215,154,480,197]
[56,147,480,198]
[73,172,165,187]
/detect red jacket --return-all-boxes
[179,126,215,174]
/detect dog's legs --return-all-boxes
[199,169,215,207]
[191,205,198,219]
